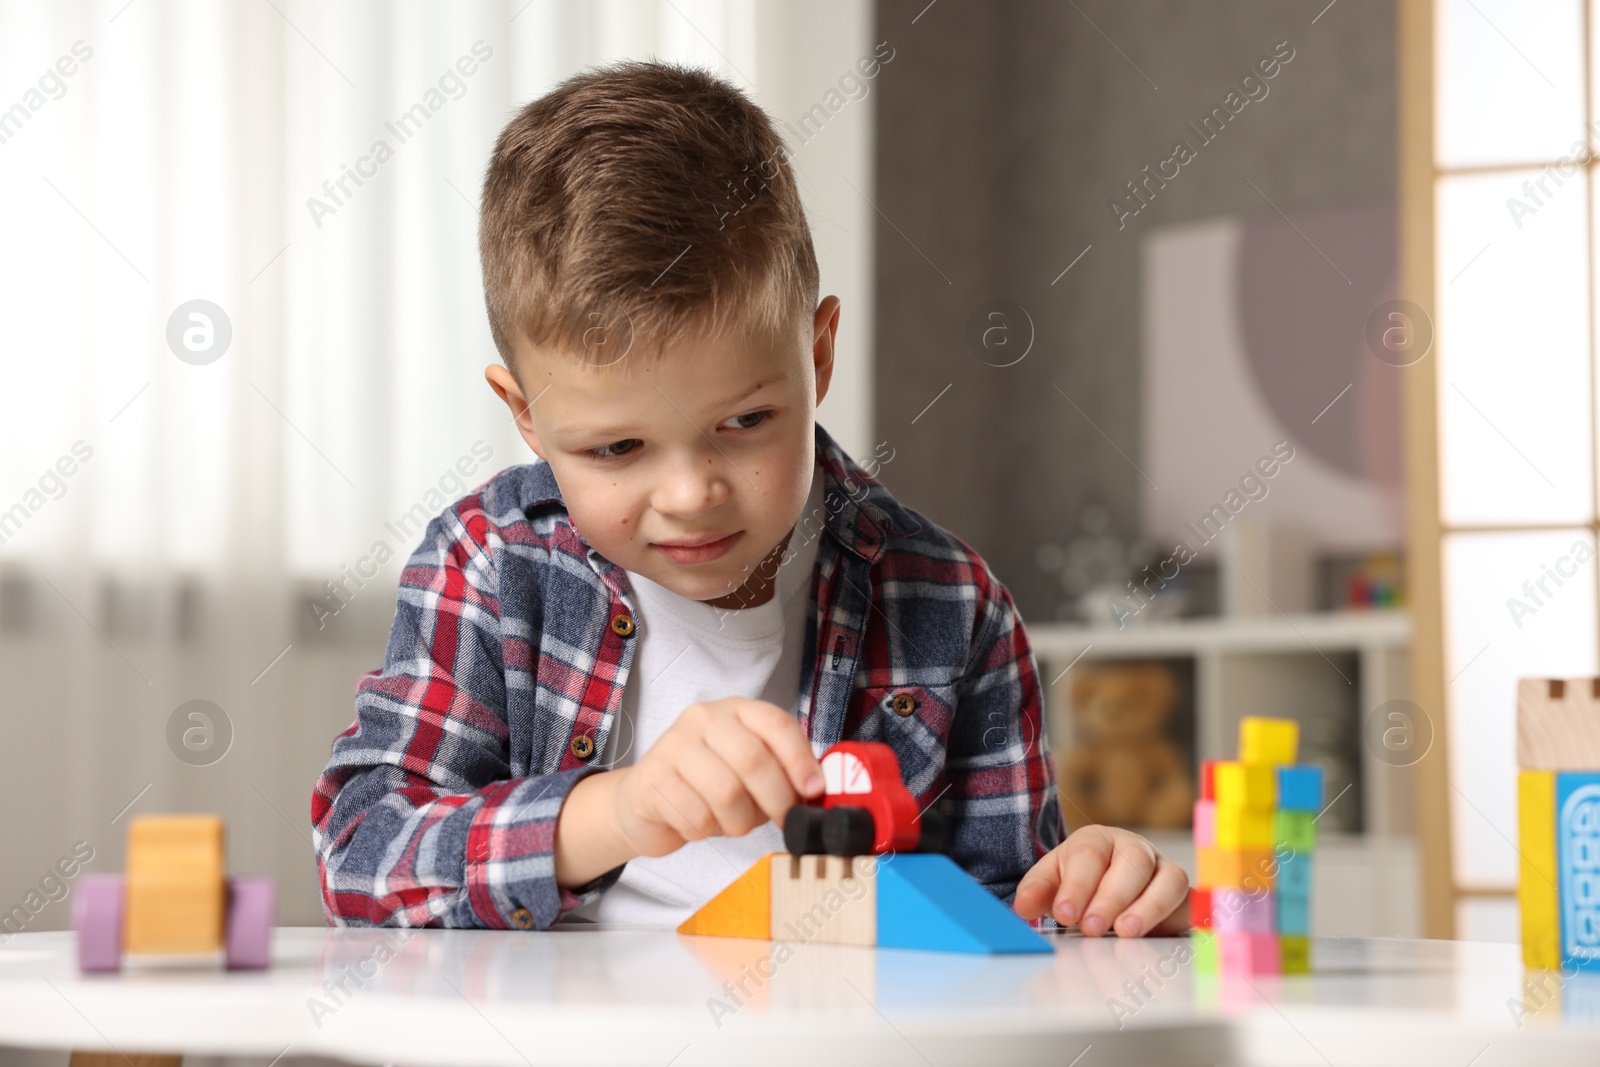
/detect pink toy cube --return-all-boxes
[1212,888,1275,934]
[1219,932,1281,975]
[1193,799,1217,848]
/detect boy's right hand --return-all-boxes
[610,697,825,857]
[555,697,824,889]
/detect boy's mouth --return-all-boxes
[652,531,743,564]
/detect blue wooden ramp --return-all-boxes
[876,854,1055,954]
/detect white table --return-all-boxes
[0,927,1595,1066]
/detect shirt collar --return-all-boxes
[522,421,913,565]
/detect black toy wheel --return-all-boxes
[915,807,948,853]
[821,806,875,856]
[784,805,827,855]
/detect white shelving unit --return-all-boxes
[1026,610,1421,938]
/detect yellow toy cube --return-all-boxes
[1214,761,1276,810]
[1239,716,1299,767]
[1215,804,1275,850]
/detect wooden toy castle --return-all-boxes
[1517,678,1600,971]
[1191,716,1322,975]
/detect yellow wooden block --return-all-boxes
[1215,804,1274,850]
[678,853,773,939]
[1518,771,1561,970]
[1240,716,1299,766]
[769,854,877,946]
[1214,762,1276,810]
[125,815,225,956]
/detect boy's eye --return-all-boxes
[723,410,772,431]
[588,439,640,460]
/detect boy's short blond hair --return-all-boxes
[479,60,820,374]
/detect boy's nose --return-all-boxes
[652,456,733,517]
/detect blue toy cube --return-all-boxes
[1277,765,1324,813]
[1277,893,1309,935]
[1277,849,1312,899]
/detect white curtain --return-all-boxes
[0,0,873,931]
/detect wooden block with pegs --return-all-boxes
[768,853,877,947]
[1518,677,1600,771]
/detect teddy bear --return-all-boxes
[1058,662,1195,830]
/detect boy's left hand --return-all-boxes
[1013,824,1190,937]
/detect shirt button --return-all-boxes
[890,692,918,717]
[570,734,596,760]
[610,613,636,637]
[510,907,534,930]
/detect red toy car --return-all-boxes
[783,741,946,856]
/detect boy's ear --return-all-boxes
[485,363,547,460]
[812,295,841,407]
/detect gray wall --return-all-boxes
[871,0,1396,623]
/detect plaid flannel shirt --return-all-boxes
[311,421,1063,929]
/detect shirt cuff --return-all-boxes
[463,766,615,931]
[557,863,626,914]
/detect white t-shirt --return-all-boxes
[567,462,825,926]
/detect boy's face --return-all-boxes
[485,296,840,610]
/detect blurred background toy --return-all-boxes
[1516,677,1600,972]
[1059,662,1194,829]
[1035,502,1183,626]
[73,814,275,974]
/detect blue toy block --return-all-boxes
[1277,765,1324,813]
[875,854,1054,954]
[1277,893,1309,935]
[1557,773,1600,971]
[1277,850,1312,899]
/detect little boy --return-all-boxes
[311,61,1189,939]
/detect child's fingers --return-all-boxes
[1049,833,1114,928]
[1012,859,1064,921]
[1109,858,1190,938]
[703,723,800,826]
[679,742,763,837]
[1147,887,1193,936]
[647,772,717,843]
[1079,837,1160,936]
[734,700,824,797]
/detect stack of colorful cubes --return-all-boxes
[1191,715,1323,976]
